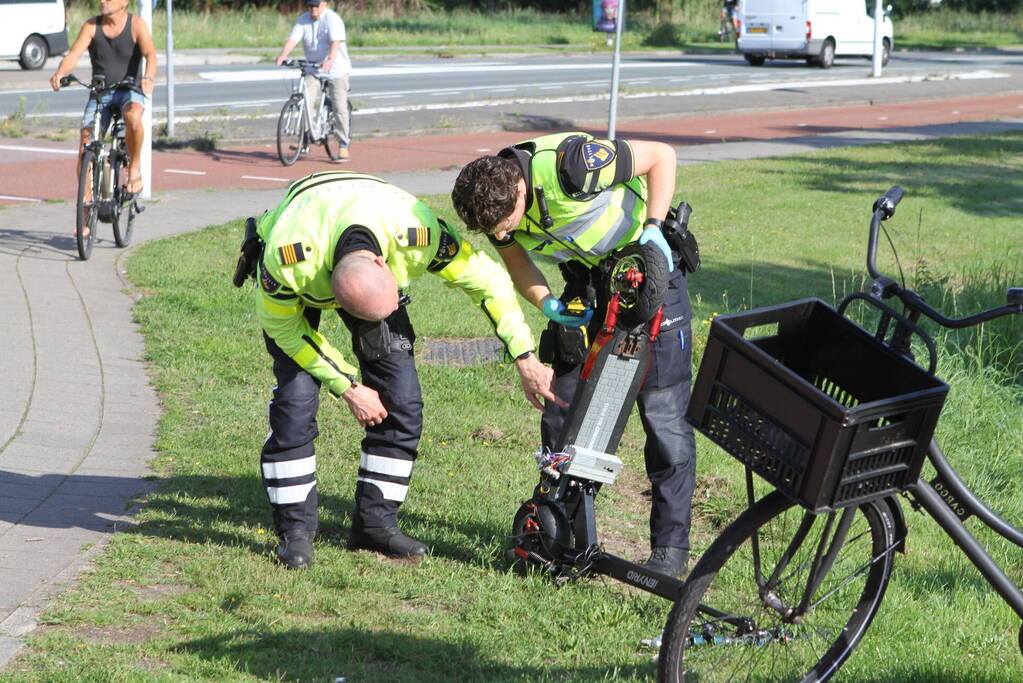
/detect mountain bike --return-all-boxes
[658,187,1023,681]
[277,59,350,166]
[59,74,144,261]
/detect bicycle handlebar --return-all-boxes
[281,59,323,70]
[59,73,143,97]
[864,186,1023,330]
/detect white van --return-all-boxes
[0,0,68,70]
[737,0,893,68]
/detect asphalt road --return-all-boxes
[2,48,1022,142]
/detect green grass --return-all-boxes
[64,4,1023,52]
[6,132,1023,681]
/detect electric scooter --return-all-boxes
[509,197,695,602]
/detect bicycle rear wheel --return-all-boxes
[659,491,897,682]
[322,100,345,161]
[75,149,99,261]
[111,147,133,248]
[276,97,306,166]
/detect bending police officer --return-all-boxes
[451,133,696,578]
[250,171,558,568]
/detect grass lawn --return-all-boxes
[65,5,1023,53]
[4,132,1023,681]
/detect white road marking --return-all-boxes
[196,61,704,83]
[242,175,290,182]
[0,194,42,202]
[0,144,77,155]
[165,169,206,175]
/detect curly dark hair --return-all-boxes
[451,155,523,234]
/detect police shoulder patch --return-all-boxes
[259,261,282,293]
[277,242,307,266]
[582,142,615,171]
[428,221,462,272]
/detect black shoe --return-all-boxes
[642,546,688,578]
[276,529,314,569]
[349,526,428,559]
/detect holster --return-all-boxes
[232,217,263,287]
[352,317,413,362]
[538,321,589,366]
[663,201,701,274]
[537,262,594,366]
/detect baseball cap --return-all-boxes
[306,0,324,5]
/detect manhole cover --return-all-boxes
[418,338,505,366]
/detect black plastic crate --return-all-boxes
[688,298,948,512]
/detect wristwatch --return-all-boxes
[515,350,533,361]
[644,218,664,229]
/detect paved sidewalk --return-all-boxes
[1,107,1022,670]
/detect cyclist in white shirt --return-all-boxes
[276,0,351,160]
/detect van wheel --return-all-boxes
[19,35,48,71]
[744,54,765,66]
[882,37,891,66]
[816,39,835,69]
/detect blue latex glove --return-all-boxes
[639,225,675,273]
[541,297,594,327]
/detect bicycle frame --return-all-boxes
[287,68,331,141]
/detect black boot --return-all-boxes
[642,546,688,578]
[349,526,428,559]
[276,529,314,569]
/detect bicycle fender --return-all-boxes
[883,495,908,554]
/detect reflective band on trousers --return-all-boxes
[266,480,316,504]
[262,455,317,480]
[357,476,409,502]
[360,451,413,478]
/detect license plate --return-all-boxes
[748,26,768,33]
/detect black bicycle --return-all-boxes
[59,74,144,260]
[277,59,350,166]
[658,187,1023,681]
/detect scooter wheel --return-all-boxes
[607,241,669,329]
[509,498,572,572]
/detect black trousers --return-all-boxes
[541,267,697,550]
[260,305,423,536]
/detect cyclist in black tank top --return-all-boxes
[50,0,157,196]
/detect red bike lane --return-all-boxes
[2,93,1021,206]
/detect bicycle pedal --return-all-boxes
[134,201,145,213]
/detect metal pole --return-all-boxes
[871,0,883,77]
[167,0,175,137]
[607,0,625,138]
[138,0,152,199]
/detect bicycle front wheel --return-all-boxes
[75,149,98,260]
[111,147,133,248]
[659,491,897,682]
[276,97,306,166]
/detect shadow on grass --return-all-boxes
[175,626,657,682]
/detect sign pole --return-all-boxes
[138,0,152,199]
[607,0,625,139]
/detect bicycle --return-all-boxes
[658,187,1023,681]
[59,74,144,261]
[276,59,350,166]
[718,1,739,43]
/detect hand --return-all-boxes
[541,297,593,327]
[140,77,154,96]
[275,54,287,66]
[323,57,334,71]
[639,225,675,273]
[49,73,62,91]
[514,353,566,411]
[342,383,388,427]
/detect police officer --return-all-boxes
[253,171,558,569]
[451,133,695,577]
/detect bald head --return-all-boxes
[332,250,399,321]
